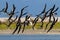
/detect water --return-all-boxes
[0,34,60,40]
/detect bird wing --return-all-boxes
[20,6,28,16]
[5,2,8,11]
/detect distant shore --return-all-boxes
[0,17,60,22]
[0,29,60,35]
[0,17,60,35]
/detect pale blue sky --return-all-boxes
[0,0,60,17]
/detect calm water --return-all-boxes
[0,34,60,40]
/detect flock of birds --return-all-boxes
[0,2,59,34]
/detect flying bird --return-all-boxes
[17,12,28,34]
[17,12,29,34]
[45,5,59,30]
[7,15,18,27]
[8,4,16,21]
[32,4,47,30]
[47,4,57,23]
[39,4,55,29]
[47,16,58,33]
[32,17,39,30]
[12,6,28,34]
[22,14,30,33]
[40,8,52,29]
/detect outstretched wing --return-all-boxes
[7,15,18,27]
[5,2,8,11]
[20,6,28,16]
[53,7,59,12]
[38,4,47,15]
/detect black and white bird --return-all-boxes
[12,6,28,34]
[8,4,16,21]
[22,14,30,33]
[45,5,59,30]
[32,4,47,30]
[7,15,18,27]
[17,6,28,34]
[47,16,58,33]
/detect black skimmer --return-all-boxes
[47,16,58,33]
[12,6,28,34]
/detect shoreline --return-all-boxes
[0,29,60,35]
[0,17,60,22]
[0,17,60,35]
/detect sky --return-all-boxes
[0,0,60,17]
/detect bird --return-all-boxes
[25,14,30,25]
[12,23,21,34]
[45,13,58,31]
[22,14,31,33]
[47,16,58,33]
[12,6,28,34]
[8,4,16,21]
[17,12,29,34]
[7,15,18,27]
[32,17,39,30]
[46,4,55,18]
[32,4,47,30]
[45,5,59,30]
[39,4,55,29]
[44,5,54,23]
[0,2,9,14]
[17,6,28,34]
[40,8,52,29]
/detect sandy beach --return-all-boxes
[0,29,60,35]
